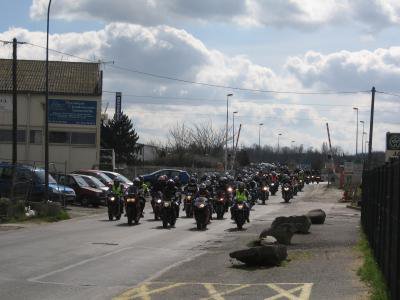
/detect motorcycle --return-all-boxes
[151,192,163,220]
[225,186,234,211]
[194,197,210,230]
[282,184,292,203]
[259,185,270,205]
[269,182,279,196]
[232,201,248,230]
[315,175,321,184]
[298,179,304,192]
[125,193,141,225]
[305,176,310,185]
[183,193,194,218]
[249,189,258,208]
[107,193,122,221]
[214,192,227,219]
[161,199,177,228]
[174,191,181,218]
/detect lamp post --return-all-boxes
[277,133,282,153]
[360,120,365,155]
[225,93,233,171]
[44,0,52,201]
[353,107,359,156]
[258,123,264,148]
[232,111,238,151]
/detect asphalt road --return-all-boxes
[0,184,366,300]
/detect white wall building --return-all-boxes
[0,59,103,173]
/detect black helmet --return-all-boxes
[190,177,197,184]
[113,179,121,185]
[138,175,144,182]
[238,182,245,190]
[133,177,140,186]
[158,175,167,182]
[173,176,180,183]
[167,179,175,188]
[199,183,207,192]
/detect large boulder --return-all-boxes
[271,215,311,234]
[229,245,287,266]
[306,209,326,224]
[259,224,296,245]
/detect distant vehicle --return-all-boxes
[0,163,75,203]
[58,174,106,207]
[79,174,110,194]
[73,170,113,187]
[142,169,190,185]
[97,171,133,189]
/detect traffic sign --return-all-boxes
[386,132,400,161]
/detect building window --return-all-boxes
[49,131,70,144]
[71,132,96,145]
[0,129,26,143]
[30,130,42,144]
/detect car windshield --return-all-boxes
[82,176,106,188]
[104,172,131,184]
[85,172,112,184]
[34,170,57,184]
[73,175,90,187]
[116,173,131,183]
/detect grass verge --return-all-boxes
[7,210,70,223]
[357,232,389,300]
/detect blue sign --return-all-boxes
[49,99,97,125]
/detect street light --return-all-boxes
[232,111,238,151]
[258,123,264,149]
[44,0,52,201]
[353,107,359,156]
[277,133,282,153]
[225,93,233,171]
[360,120,365,155]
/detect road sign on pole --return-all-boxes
[115,92,122,120]
[386,132,400,161]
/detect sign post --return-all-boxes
[115,92,122,120]
[386,132,400,161]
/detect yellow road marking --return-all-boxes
[265,283,313,300]
[202,283,225,300]
[114,282,187,300]
[201,283,251,300]
[114,282,313,300]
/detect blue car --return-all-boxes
[0,163,76,203]
[142,169,190,185]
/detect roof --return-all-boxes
[0,59,102,96]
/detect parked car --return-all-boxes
[97,171,133,189]
[73,170,114,187]
[57,174,105,207]
[79,174,110,194]
[0,163,75,203]
[142,169,190,185]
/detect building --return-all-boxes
[137,143,159,162]
[0,59,103,173]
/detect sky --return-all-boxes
[1,0,400,153]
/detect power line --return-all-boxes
[22,41,369,96]
[376,91,400,98]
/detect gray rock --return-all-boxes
[259,224,296,245]
[306,209,326,224]
[260,236,278,246]
[229,245,287,266]
[271,215,311,234]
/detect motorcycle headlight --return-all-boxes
[238,204,243,209]
[263,187,268,191]
[110,197,115,201]
[187,196,191,200]
[157,199,162,204]
[227,187,233,192]
[199,203,205,208]
[284,187,289,191]
[219,198,224,202]
[127,198,135,203]
[164,202,170,207]
[270,183,274,186]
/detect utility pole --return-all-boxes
[258,123,263,149]
[45,0,52,201]
[367,87,375,169]
[360,120,365,156]
[353,107,359,156]
[225,93,233,171]
[10,38,18,200]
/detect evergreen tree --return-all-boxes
[101,114,139,165]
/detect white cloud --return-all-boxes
[1,23,398,151]
[29,0,400,31]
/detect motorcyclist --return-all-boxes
[232,182,250,222]
[127,177,146,217]
[111,179,124,214]
[138,176,149,195]
[195,183,212,221]
[151,175,167,210]
[164,179,177,201]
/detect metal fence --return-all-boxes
[361,158,400,299]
